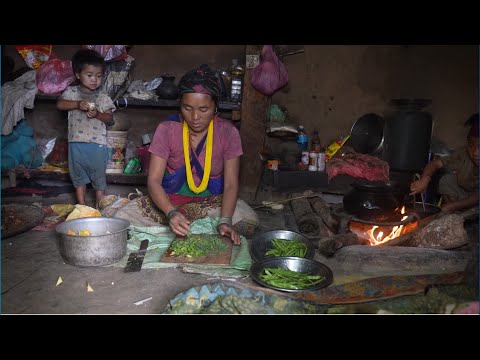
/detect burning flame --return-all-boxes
[366,206,408,245]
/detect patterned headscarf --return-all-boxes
[178,64,221,99]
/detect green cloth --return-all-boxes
[109,217,251,278]
[177,182,211,197]
[164,169,211,197]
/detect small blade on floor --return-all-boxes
[124,239,149,273]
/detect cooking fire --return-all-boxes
[348,206,419,246]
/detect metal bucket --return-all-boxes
[55,217,130,267]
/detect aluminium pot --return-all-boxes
[55,217,130,267]
[343,180,401,219]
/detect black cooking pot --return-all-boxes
[156,75,179,100]
[343,180,401,219]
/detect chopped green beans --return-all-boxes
[265,238,308,258]
[171,235,227,257]
[259,267,325,290]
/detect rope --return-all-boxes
[252,193,319,210]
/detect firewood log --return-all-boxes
[308,195,339,233]
[296,213,320,235]
[310,233,369,257]
[290,193,319,235]
[289,192,314,218]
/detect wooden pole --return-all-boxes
[239,45,268,194]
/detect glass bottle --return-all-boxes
[312,129,321,151]
[230,59,244,102]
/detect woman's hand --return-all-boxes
[217,223,241,245]
[410,177,430,195]
[168,212,191,236]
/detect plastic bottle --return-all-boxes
[297,125,309,151]
[230,59,244,102]
[311,129,321,151]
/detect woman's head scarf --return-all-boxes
[178,64,221,99]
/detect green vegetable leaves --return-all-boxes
[265,239,308,258]
[171,235,228,257]
[259,268,325,290]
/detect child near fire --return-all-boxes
[410,113,479,213]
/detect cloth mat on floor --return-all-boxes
[164,282,324,314]
[242,271,466,304]
[108,217,252,278]
[32,206,66,231]
[2,179,74,197]
[163,272,467,314]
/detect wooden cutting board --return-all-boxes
[160,234,233,265]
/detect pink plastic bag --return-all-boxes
[35,56,75,94]
[251,45,288,96]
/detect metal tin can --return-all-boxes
[301,151,309,165]
[267,160,279,170]
[309,150,319,166]
[123,157,141,174]
[317,151,326,171]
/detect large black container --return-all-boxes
[156,75,179,100]
[382,99,433,173]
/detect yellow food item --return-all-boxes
[78,230,91,236]
[67,230,75,235]
[65,205,101,221]
[51,204,75,217]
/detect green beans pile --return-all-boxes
[171,235,228,257]
[259,267,325,290]
[265,238,308,257]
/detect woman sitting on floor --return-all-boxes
[112,64,258,242]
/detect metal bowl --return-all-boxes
[249,230,315,262]
[56,217,130,267]
[250,257,333,292]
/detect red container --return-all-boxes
[137,146,151,175]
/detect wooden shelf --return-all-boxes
[5,168,147,186]
[35,93,241,111]
[106,173,146,185]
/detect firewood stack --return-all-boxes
[289,191,338,238]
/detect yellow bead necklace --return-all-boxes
[183,120,213,193]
